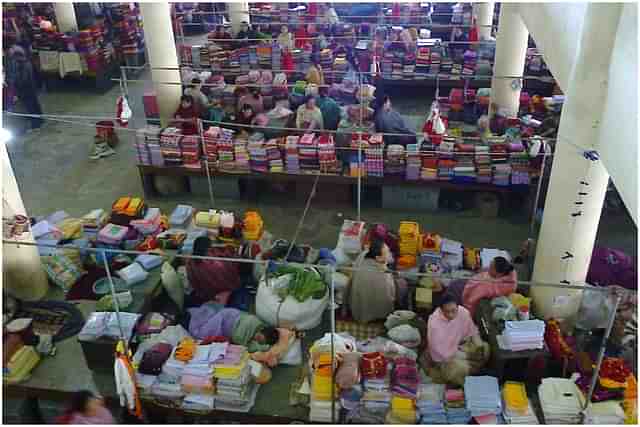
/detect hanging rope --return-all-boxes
[284,173,320,261]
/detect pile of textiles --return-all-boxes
[233,136,250,173]
[538,377,584,424]
[97,223,128,246]
[213,344,258,412]
[465,376,502,417]
[501,320,546,351]
[135,125,163,166]
[391,357,419,398]
[202,127,218,164]
[298,133,319,171]
[169,204,193,228]
[365,134,384,178]
[361,359,392,415]
[463,49,477,76]
[453,144,476,183]
[398,222,420,257]
[417,382,446,424]
[438,158,456,181]
[333,54,348,83]
[510,147,530,185]
[285,136,300,174]
[181,135,202,170]
[493,163,512,186]
[248,133,268,173]
[445,387,472,424]
[475,145,492,183]
[310,353,339,422]
[337,220,366,253]
[159,127,183,167]
[318,134,339,173]
[420,142,438,181]
[415,46,431,77]
[388,395,417,424]
[210,127,235,170]
[265,139,283,173]
[502,381,539,424]
[385,144,406,176]
[584,400,626,424]
[80,209,108,240]
[405,144,421,181]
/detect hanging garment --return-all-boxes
[116,96,132,127]
[114,348,142,419]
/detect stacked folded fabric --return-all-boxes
[318,134,338,173]
[417,382,446,424]
[159,127,183,167]
[445,387,472,424]
[135,125,163,166]
[362,373,392,414]
[181,135,202,170]
[405,143,421,181]
[97,223,128,246]
[465,376,502,417]
[385,144,405,176]
[398,222,420,256]
[510,149,530,185]
[333,54,348,83]
[584,400,625,424]
[310,353,339,422]
[502,381,539,424]
[453,149,476,184]
[285,135,300,174]
[169,204,193,229]
[502,320,546,351]
[298,133,318,171]
[493,163,512,186]
[248,133,268,173]
[213,345,259,412]
[130,207,161,236]
[201,127,218,165]
[265,138,284,173]
[390,395,417,424]
[391,357,420,399]
[209,127,235,171]
[420,141,438,181]
[233,136,250,173]
[81,209,108,240]
[539,377,585,424]
[365,138,384,178]
[475,145,492,183]
[463,49,477,76]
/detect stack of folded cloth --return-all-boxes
[266,138,284,173]
[3,345,40,384]
[271,42,281,71]
[475,145,492,183]
[493,163,512,186]
[388,395,417,424]
[214,127,236,171]
[248,46,258,67]
[135,125,163,166]
[97,223,129,246]
[502,381,539,424]
[181,135,202,170]
[181,229,208,255]
[465,376,502,417]
[233,136,250,173]
[298,133,318,171]
[81,209,108,240]
[333,54,348,83]
[151,372,185,401]
[256,45,272,68]
[365,134,384,178]
[510,145,530,185]
[538,377,585,424]
[130,207,161,236]
[159,127,183,167]
[584,401,626,425]
[417,382,446,424]
[320,48,334,82]
[202,126,219,165]
[362,372,392,414]
[453,145,476,183]
[502,320,546,351]
[318,134,338,173]
[415,46,431,77]
[310,353,340,422]
[420,141,438,181]
[214,345,260,412]
[285,135,300,174]
[398,221,420,257]
[385,144,406,176]
[169,204,193,229]
[463,49,477,76]
[248,133,268,173]
[437,159,456,181]
[405,143,421,181]
[381,54,393,80]
[445,387,472,424]
[391,357,420,399]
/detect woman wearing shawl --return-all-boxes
[462,256,517,315]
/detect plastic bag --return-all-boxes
[117,262,148,286]
[161,262,184,311]
[576,289,616,330]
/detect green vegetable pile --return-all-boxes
[272,265,327,302]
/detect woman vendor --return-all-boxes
[174,95,199,135]
[236,104,258,127]
[296,95,324,131]
[349,238,407,324]
[463,256,517,315]
[305,58,325,86]
[237,87,265,115]
[186,237,241,306]
[374,96,417,146]
[188,305,279,353]
[425,295,490,386]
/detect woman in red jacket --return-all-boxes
[174,95,199,135]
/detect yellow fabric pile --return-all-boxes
[399,222,420,256]
[195,210,221,229]
[389,396,417,424]
[175,338,197,362]
[242,211,264,241]
[311,353,338,401]
[3,346,40,384]
[213,352,249,380]
[503,381,529,415]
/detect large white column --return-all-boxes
[2,142,49,301]
[489,4,529,118]
[473,2,495,40]
[140,3,182,127]
[228,2,250,36]
[54,3,78,33]
[531,4,623,321]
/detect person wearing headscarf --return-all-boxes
[7,45,43,132]
[374,96,417,146]
[462,256,518,315]
[296,95,324,131]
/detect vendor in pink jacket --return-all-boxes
[462,256,518,315]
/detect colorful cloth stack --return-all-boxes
[318,134,338,173]
[81,209,108,240]
[405,144,421,181]
[538,378,584,424]
[181,135,202,170]
[453,144,476,184]
[159,127,183,167]
[248,133,268,173]
[389,395,417,424]
[445,387,472,424]
[502,320,546,351]
[502,381,539,424]
[385,144,406,176]
[242,211,263,241]
[362,359,391,415]
[475,145,492,183]
[266,139,284,173]
[310,353,340,422]
[285,136,300,174]
[211,127,235,171]
[298,133,318,171]
[233,136,250,173]
[398,222,420,256]
[421,142,439,181]
[214,345,259,412]
[465,376,502,417]
[365,134,384,178]
[97,223,128,246]
[493,163,512,186]
[463,49,477,76]
[135,125,163,166]
[417,382,446,424]
[391,357,419,399]
[203,126,220,165]
[169,204,193,229]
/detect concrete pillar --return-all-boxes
[531,4,623,321]
[473,2,494,40]
[54,2,78,33]
[140,3,182,127]
[489,4,528,118]
[228,2,250,36]
[2,141,49,301]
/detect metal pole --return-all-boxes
[330,264,336,424]
[529,140,548,237]
[120,66,130,99]
[198,119,216,207]
[102,254,128,353]
[582,294,621,418]
[357,132,362,222]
